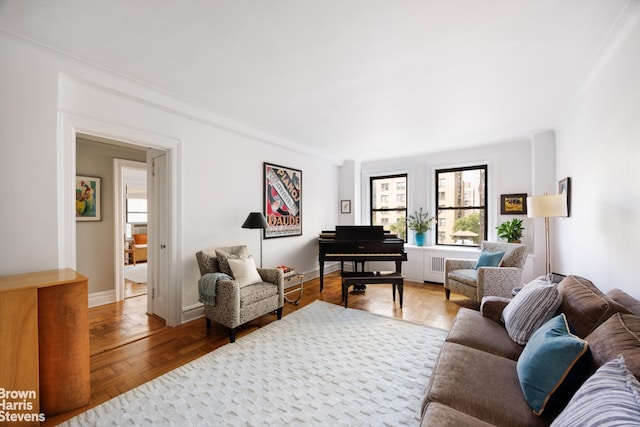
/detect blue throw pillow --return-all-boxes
[516,313,591,415]
[475,249,505,269]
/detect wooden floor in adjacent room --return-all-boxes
[44,272,477,426]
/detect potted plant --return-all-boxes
[407,208,435,246]
[496,218,524,243]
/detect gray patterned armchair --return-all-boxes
[444,241,528,302]
[196,245,284,343]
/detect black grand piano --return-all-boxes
[318,225,407,291]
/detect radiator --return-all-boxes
[431,256,445,273]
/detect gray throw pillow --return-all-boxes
[215,246,249,276]
[501,275,562,345]
[550,355,640,426]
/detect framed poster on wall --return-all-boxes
[264,162,302,238]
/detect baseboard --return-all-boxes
[182,303,204,323]
[89,289,116,307]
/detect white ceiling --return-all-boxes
[0,0,633,162]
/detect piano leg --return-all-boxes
[395,259,403,274]
[319,260,325,292]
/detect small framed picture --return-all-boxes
[76,176,101,221]
[500,193,527,215]
[558,177,571,216]
[340,200,351,214]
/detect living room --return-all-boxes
[1,1,640,425]
[1,0,638,321]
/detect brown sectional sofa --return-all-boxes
[420,275,640,426]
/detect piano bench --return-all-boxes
[341,271,404,308]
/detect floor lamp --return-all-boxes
[526,194,568,275]
[241,212,268,268]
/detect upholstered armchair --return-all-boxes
[444,241,528,302]
[195,245,284,343]
[132,233,148,265]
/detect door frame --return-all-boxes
[114,159,147,303]
[58,112,183,326]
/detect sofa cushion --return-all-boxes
[517,313,591,415]
[446,308,523,360]
[501,275,562,345]
[215,245,249,276]
[550,355,640,427]
[228,256,262,287]
[475,249,504,269]
[586,312,640,378]
[447,269,477,287]
[558,275,630,338]
[607,288,640,317]
[239,281,279,307]
[425,342,549,427]
[420,402,495,427]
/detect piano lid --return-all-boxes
[334,225,385,241]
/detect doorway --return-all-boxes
[120,161,148,299]
[75,134,170,322]
[60,112,182,327]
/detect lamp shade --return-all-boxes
[526,194,568,218]
[241,212,268,229]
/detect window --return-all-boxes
[126,198,147,224]
[435,165,487,246]
[370,174,408,241]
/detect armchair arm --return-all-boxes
[476,267,523,299]
[202,278,242,327]
[480,296,512,322]
[257,268,283,286]
[257,268,284,305]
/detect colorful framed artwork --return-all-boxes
[559,177,571,217]
[76,176,101,221]
[341,200,351,214]
[500,193,527,215]
[264,162,302,238]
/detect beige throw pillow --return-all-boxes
[228,256,263,287]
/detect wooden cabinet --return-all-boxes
[0,269,90,425]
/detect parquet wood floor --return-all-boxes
[44,271,476,426]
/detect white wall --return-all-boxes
[555,6,640,296]
[0,31,338,321]
[358,136,554,247]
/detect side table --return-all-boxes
[283,271,304,304]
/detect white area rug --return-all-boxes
[124,263,147,283]
[62,300,447,426]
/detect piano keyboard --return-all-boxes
[325,253,403,256]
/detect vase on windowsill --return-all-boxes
[407,208,434,247]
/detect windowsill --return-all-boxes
[404,244,480,253]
